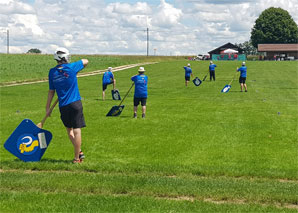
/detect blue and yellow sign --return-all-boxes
[4,119,52,162]
[17,134,39,155]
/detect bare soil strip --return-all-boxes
[0,62,157,87]
[1,187,297,210]
[161,196,298,210]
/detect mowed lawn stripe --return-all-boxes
[2,191,296,213]
[1,170,297,208]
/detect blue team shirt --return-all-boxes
[131,74,148,98]
[237,66,247,77]
[102,71,114,85]
[48,60,84,107]
[184,67,192,77]
[209,64,217,71]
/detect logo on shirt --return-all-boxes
[58,67,69,78]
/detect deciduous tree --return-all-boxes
[27,48,41,54]
[250,7,298,48]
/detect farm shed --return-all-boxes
[208,42,245,61]
[258,44,298,60]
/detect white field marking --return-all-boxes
[0,62,158,88]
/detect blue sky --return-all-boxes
[0,0,297,55]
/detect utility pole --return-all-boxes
[146,27,149,56]
[7,29,9,54]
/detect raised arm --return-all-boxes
[81,59,89,67]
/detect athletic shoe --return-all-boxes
[133,113,137,118]
[72,158,81,164]
[142,113,145,118]
[79,151,85,160]
[245,90,247,92]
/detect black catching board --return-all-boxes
[111,89,121,100]
[106,105,125,116]
[193,77,202,86]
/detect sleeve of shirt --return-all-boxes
[70,60,84,73]
[131,75,137,82]
[110,72,114,79]
[48,70,55,90]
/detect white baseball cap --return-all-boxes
[138,67,145,72]
[210,61,213,64]
[108,67,112,71]
[242,61,246,66]
[187,63,190,67]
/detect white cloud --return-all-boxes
[13,14,44,36]
[0,0,35,14]
[109,2,151,14]
[0,0,297,55]
[151,0,182,28]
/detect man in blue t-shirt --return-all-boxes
[209,61,217,81]
[183,63,193,86]
[237,61,247,92]
[131,67,148,118]
[46,47,88,163]
[102,67,116,100]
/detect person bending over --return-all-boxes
[102,67,116,100]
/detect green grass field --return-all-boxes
[0,54,185,85]
[0,55,297,212]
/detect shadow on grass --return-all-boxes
[105,115,132,118]
[1,158,72,164]
[94,99,116,101]
[227,91,243,93]
[41,158,73,164]
[120,115,133,118]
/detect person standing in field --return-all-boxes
[102,67,116,100]
[45,47,88,163]
[209,61,217,81]
[131,67,148,118]
[183,63,193,86]
[237,61,248,92]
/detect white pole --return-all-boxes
[7,29,9,54]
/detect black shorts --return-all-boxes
[59,100,86,128]
[239,77,246,84]
[185,76,190,81]
[102,82,113,91]
[134,97,147,106]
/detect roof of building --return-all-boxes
[258,44,298,52]
[208,42,244,54]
